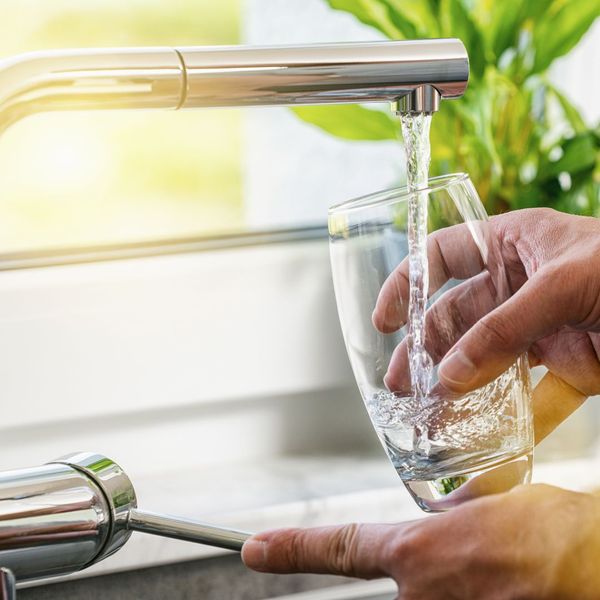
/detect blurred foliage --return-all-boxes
[293,0,600,215]
[293,105,400,141]
[0,0,241,253]
[1,0,238,51]
[29,0,238,49]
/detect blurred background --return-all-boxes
[0,0,597,255]
[0,0,242,253]
[0,1,599,598]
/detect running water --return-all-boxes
[358,113,533,507]
[400,113,434,411]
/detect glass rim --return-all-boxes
[329,172,470,215]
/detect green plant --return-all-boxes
[293,0,600,215]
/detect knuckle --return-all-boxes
[283,528,309,571]
[429,232,451,280]
[327,523,361,575]
[386,524,423,573]
[389,536,412,567]
[477,311,517,350]
[532,207,558,221]
[535,264,564,292]
[427,297,467,361]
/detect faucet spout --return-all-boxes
[0,39,468,132]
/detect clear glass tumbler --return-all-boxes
[329,173,533,511]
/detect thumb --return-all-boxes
[438,271,570,393]
[241,524,393,579]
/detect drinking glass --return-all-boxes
[329,173,533,511]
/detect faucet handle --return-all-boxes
[127,509,250,552]
[0,568,16,600]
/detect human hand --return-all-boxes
[372,208,600,442]
[242,484,600,599]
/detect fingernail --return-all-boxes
[439,349,476,386]
[372,305,403,334]
[371,308,389,332]
[242,540,268,570]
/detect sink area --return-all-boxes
[15,450,600,599]
[19,554,351,600]
[12,454,414,600]
[19,555,399,600]
[269,581,397,600]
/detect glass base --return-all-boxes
[402,451,533,512]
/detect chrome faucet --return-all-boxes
[0,39,468,134]
[0,452,250,594]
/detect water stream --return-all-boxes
[364,113,532,497]
[400,113,434,448]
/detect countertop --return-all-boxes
[22,450,600,589]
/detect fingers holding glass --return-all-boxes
[372,223,486,334]
[330,174,533,511]
[383,272,499,395]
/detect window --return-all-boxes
[0,0,409,257]
[0,0,242,254]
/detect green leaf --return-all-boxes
[307,0,599,217]
[383,0,441,36]
[546,83,587,134]
[539,132,597,180]
[483,0,525,59]
[429,102,457,163]
[531,0,600,73]
[326,0,440,38]
[472,0,548,63]
[454,76,503,175]
[326,0,413,38]
[291,105,399,141]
